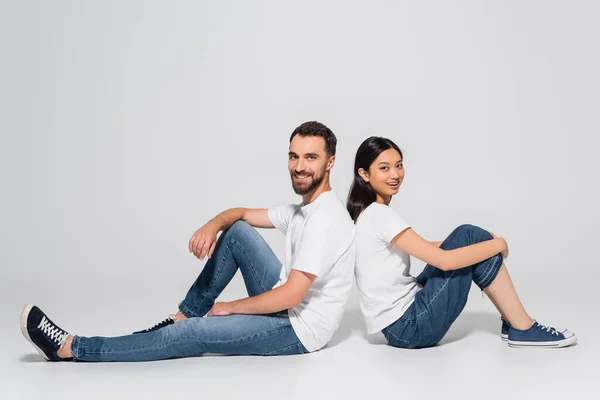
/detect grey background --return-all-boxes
[1,1,598,399]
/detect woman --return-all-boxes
[347,136,576,348]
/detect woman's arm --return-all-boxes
[392,228,506,271]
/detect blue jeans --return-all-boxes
[383,224,504,349]
[71,221,307,361]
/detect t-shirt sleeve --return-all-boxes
[268,205,297,234]
[290,212,347,277]
[371,204,411,243]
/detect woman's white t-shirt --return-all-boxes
[355,203,422,334]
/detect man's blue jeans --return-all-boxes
[383,224,504,349]
[71,221,307,362]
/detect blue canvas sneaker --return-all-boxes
[507,320,577,348]
[501,316,510,341]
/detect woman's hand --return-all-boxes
[490,232,509,259]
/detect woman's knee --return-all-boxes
[452,224,492,243]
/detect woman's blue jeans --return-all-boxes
[383,224,504,349]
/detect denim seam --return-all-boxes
[384,328,390,341]
[397,313,417,323]
[386,329,413,349]
[181,242,233,317]
[229,238,268,295]
[79,324,293,356]
[476,255,503,290]
[264,342,303,356]
[475,257,496,288]
[415,270,456,319]
[71,336,81,359]
[178,303,194,319]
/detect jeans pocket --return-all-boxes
[386,330,413,349]
[264,343,305,356]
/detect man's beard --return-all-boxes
[291,168,326,195]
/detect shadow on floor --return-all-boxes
[439,310,500,345]
[19,354,45,363]
[327,308,367,348]
[329,309,501,348]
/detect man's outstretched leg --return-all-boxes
[21,305,305,362]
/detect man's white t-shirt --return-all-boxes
[268,190,355,352]
[354,203,422,334]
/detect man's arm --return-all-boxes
[212,208,274,230]
[430,241,443,247]
[207,270,316,316]
[189,208,273,260]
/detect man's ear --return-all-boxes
[326,155,335,171]
[358,168,369,183]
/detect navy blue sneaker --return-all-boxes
[133,315,175,334]
[501,317,510,341]
[508,320,577,348]
[21,304,72,361]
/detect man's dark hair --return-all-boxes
[289,121,337,156]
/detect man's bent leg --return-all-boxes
[179,221,282,318]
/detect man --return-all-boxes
[21,121,355,361]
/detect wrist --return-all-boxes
[230,300,241,314]
[497,238,507,252]
[206,219,222,234]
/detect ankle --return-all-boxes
[510,317,534,331]
[174,311,188,322]
[57,335,74,359]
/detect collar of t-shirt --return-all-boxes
[299,190,334,218]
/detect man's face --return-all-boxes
[288,135,332,195]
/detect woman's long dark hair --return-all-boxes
[346,136,403,222]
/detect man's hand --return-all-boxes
[490,232,509,259]
[207,302,238,316]
[189,222,219,260]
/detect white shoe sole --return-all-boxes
[507,332,577,348]
[20,304,50,361]
[501,333,508,341]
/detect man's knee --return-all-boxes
[224,220,256,240]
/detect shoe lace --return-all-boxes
[142,315,175,332]
[38,316,69,346]
[536,321,559,336]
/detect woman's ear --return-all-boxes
[358,168,370,183]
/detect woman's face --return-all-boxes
[360,148,404,204]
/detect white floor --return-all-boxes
[2,279,595,400]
